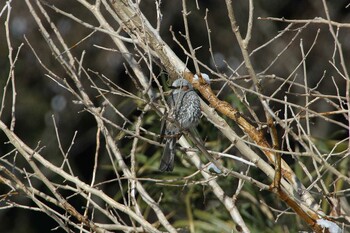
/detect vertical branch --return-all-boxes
[130,107,144,218]
[321,0,350,154]
[182,0,200,75]
[185,190,195,233]
[155,0,162,32]
[4,1,21,131]
[80,124,101,232]
[204,9,219,72]
[225,0,283,190]
[224,0,257,84]
[270,117,281,189]
[244,0,253,46]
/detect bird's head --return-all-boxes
[170,78,193,91]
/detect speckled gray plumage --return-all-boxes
[159,79,201,172]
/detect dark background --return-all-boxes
[0,0,349,232]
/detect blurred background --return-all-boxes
[0,0,349,232]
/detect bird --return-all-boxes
[159,78,201,172]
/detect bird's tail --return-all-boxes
[159,138,176,172]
